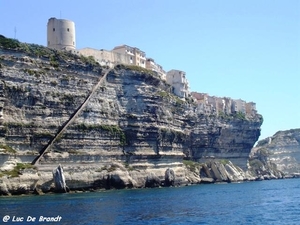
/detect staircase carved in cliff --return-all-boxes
[31,66,115,165]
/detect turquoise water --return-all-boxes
[1,179,300,224]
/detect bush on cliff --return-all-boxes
[74,123,127,146]
[0,144,16,154]
[0,35,20,49]
[0,34,101,71]
[183,160,202,173]
[0,163,36,178]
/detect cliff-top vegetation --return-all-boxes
[0,34,100,69]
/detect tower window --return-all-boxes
[67,28,69,32]
[53,28,55,31]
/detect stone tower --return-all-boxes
[47,17,76,51]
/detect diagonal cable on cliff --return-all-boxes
[31,65,115,165]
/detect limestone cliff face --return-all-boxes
[0,38,263,194]
[187,116,262,170]
[250,129,300,178]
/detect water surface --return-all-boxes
[1,179,299,224]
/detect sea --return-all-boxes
[1,179,299,225]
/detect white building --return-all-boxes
[146,58,166,80]
[191,92,210,114]
[223,97,233,114]
[77,47,117,67]
[112,45,146,68]
[232,99,246,113]
[166,70,190,98]
[47,17,76,51]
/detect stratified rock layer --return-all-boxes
[250,129,300,178]
[0,40,262,194]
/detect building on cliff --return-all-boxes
[166,70,190,98]
[232,99,246,113]
[77,48,116,68]
[77,46,144,69]
[246,102,257,116]
[47,17,76,51]
[46,18,188,98]
[146,58,166,80]
[77,45,167,80]
[112,45,146,68]
[191,92,257,117]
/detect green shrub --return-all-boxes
[249,159,263,169]
[80,55,99,66]
[0,144,16,154]
[259,148,270,157]
[158,91,169,98]
[50,56,59,68]
[218,111,231,119]
[175,96,184,106]
[235,111,246,120]
[0,35,20,49]
[122,64,155,75]
[0,163,36,178]
[220,159,229,165]
[74,124,127,146]
[183,160,202,173]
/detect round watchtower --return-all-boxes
[47,17,76,51]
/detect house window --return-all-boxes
[53,28,55,32]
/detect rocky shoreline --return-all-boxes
[0,155,282,196]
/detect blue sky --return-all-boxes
[0,0,299,141]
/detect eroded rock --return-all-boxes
[165,168,175,186]
[145,173,161,188]
[52,164,67,193]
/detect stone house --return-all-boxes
[215,97,226,114]
[112,45,146,68]
[246,102,257,116]
[192,92,257,117]
[191,92,210,114]
[77,46,146,68]
[223,97,233,115]
[77,48,116,67]
[146,58,166,80]
[166,70,190,98]
[232,99,246,114]
[78,45,168,77]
